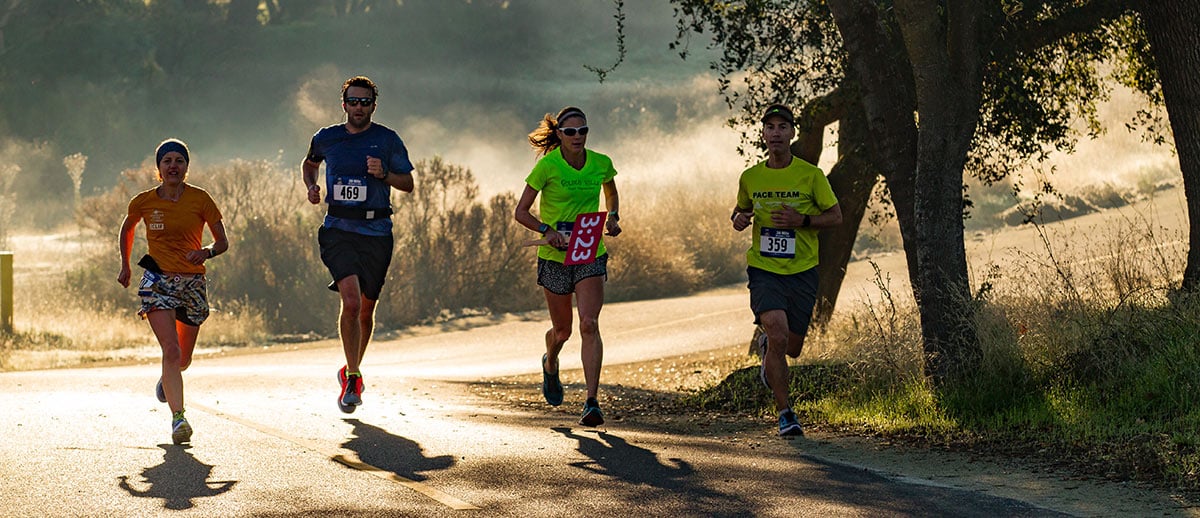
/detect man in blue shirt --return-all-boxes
[302,75,415,413]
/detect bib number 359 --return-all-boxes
[564,212,607,265]
[759,227,796,259]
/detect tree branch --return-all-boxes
[1011,0,1132,54]
[584,0,626,83]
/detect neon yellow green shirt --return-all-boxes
[736,157,838,274]
[525,148,617,263]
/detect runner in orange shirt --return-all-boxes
[118,138,228,445]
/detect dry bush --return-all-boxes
[607,235,703,301]
[822,262,924,386]
[77,160,160,235]
[0,164,18,248]
[614,178,746,291]
[385,157,540,326]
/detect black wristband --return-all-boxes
[802,214,812,228]
[208,248,215,258]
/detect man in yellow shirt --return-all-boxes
[732,105,842,436]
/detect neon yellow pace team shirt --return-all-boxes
[736,157,838,275]
[525,148,618,263]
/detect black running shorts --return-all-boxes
[747,266,818,337]
[318,226,394,300]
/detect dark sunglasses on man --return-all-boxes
[344,97,375,107]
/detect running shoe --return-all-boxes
[778,408,803,437]
[171,414,193,444]
[579,398,604,427]
[754,326,770,390]
[340,373,363,411]
[541,354,564,407]
[155,378,167,403]
[336,365,365,394]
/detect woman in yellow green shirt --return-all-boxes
[514,107,622,427]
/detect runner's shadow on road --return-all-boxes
[552,426,747,511]
[117,444,237,510]
[339,418,454,482]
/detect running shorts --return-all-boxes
[537,254,608,296]
[747,266,818,337]
[318,226,394,300]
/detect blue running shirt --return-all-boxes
[306,123,414,236]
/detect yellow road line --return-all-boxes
[188,401,480,510]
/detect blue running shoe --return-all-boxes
[155,378,167,403]
[778,409,803,437]
[580,398,604,427]
[541,354,564,407]
[171,413,192,444]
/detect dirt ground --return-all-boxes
[471,344,1200,517]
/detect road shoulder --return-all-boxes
[470,344,1200,517]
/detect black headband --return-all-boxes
[156,139,189,163]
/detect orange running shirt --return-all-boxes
[126,184,223,274]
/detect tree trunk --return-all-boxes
[1138,1,1200,293]
[785,85,879,327]
[826,0,921,318]
[814,98,877,327]
[893,0,985,384]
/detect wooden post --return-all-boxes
[1,251,11,333]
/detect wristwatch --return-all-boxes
[608,211,620,222]
[537,223,551,234]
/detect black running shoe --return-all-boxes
[541,354,564,407]
[155,378,167,403]
[580,398,604,427]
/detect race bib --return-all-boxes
[331,177,368,203]
[137,270,160,297]
[759,228,796,259]
[564,212,607,265]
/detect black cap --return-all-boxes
[760,104,794,124]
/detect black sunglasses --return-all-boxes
[559,125,589,137]
[344,97,375,107]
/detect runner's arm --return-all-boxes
[602,180,621,237]
[302,158,322,204]
[117,214,139,288]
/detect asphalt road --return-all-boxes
[0,288,1187,516]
